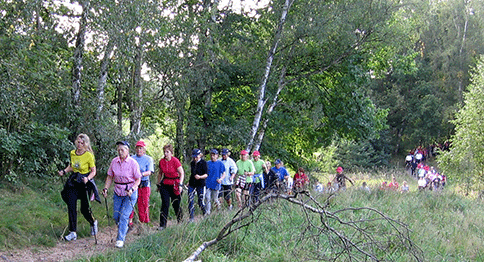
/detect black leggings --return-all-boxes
[62,182,95,232]
[159,183,182,227]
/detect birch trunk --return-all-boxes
[129,44,143,136]
[253,66,287,151]
[96,38,115,118]
[246,0,294,152]
[72,0,89,109]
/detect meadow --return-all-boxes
[1,168,484,261]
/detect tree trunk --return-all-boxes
[96,38,115,118]
[129,44,143,136]
[72,0,90,109]
[254,66,287,151]
[246,0,294,152]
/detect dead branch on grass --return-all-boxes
[183,191,424,262]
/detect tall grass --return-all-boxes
[2,170,484,261]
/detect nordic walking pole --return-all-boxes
[86,186,98,245]
[104,196,110,226]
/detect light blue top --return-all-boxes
[221,156,238,185]
[131,154,154,182]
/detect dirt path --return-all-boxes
[0,224,158,262]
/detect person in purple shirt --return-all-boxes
[102,141,141,248]
[205,149,225,215]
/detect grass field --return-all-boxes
[1,167,484,261]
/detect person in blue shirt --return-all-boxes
[129,140,154,225]
[271,159,289,193]
[205,149,226,214]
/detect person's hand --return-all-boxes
[102,188,108,198]
[217,178,221,184]
[82,176,89,184]
[179,185,183,194]
[58,170,66,176]
[126,188,134,197]
[195,174,200,180]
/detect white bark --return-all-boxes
[97,38,115,118]
[72,0,89,108]
[246,0,294,152]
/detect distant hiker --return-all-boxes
[102,141,141,248]
[389,176,399,191]
[157,144,184,229]
[59,133,99,242]
[293,167,309,192]
[129,140,154,226]
[271,159,290,193]
[205,149,225,214]
[235,150,255,208]
[401,181,409,193]
[251,151,269,202]
[333,166,353,191]
[188,149,208,221]
[219,148,237,210]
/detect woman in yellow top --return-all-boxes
[59,134,98,241]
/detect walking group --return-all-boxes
[58,133,309,248]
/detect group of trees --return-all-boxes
[2,0,484,184]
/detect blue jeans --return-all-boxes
[188,185,206,219]
[113,191,138,242]
[205,188,220,215]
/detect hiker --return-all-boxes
[271,159,290,193]
[157,144,184,230]
[333,166,353,191]
[129,140,154,226]
[235,150,255,207]
[188,149,208,221]
[59,133,99,242]
[293,167,309,192]
[251,151,269,202]
[102,141,141,248]
[205,149,225,214]
[219,148,237,210]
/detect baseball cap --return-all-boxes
[192,149,202,157]
[221,148,229,155]
[240,150,248,155]
[253,151,260,156]
[116,141,130,148]
[275,159,282,165]
[210,149,219,154]
[336,166,343,173]
[135,140,146,147]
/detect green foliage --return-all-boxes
[438,55,484,191]
[0,124,71,184]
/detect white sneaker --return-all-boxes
[115,240,124,248]
[64,231,77,241]
[91,220,98,236]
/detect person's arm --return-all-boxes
[82,166,97,184]
[128,177,141,196]
[219,171,226,183]
[177,166,184,185]
[58,165,73,176]
[157,168,164,185]
[102,175,113,197]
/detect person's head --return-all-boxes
[403,180,408,185]
[252,150,261,161]
[298,167,304,174]
[240,150,249,161]
[275,159,282,168]
[221,148,230,160]
[163,144,174,159]
[75,133,93,153]
[336,166,343,174]
[362,181,367,187]
[210,149,219,161]
[135,140,146,157]
[266,160,272,168]
[192,148,202,161]
[116,141,130,160]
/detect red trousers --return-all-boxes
[130,186,151,223]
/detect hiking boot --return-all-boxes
[64,231,77,241]
[158,226,165,231]
[115,240,124,248]
[91,220,98,236]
